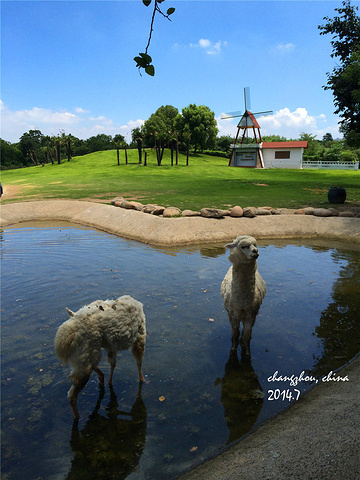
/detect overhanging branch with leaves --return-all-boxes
[134,0,175,76]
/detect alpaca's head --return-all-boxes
[225,235,259,266]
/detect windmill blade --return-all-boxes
[253,110,273,117]
[244,87,251,111]
[220,110,243,119]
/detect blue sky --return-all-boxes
[2,0,357,143]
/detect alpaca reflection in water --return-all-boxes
[216,350,264,444]
[66,385,147,480]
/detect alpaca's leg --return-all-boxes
[229,315,240,351]
[107,351,117,385]
[68,374,90,420]
[94,367,105,385]
[241,321,253,357]
[132,336,145,383]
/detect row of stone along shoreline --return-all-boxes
[111,197,359,219]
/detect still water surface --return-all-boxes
[1,223,359,479]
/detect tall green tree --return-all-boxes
[131,127,144,164]
[85,134,113,152]
[299,132,324,159]
[113,134,126,166]
[143,105,178,165]
[319,0,360,145]
[177,104,218,154]
[0,139,27,169]
[18,129,45,165]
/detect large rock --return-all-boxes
[182,209,201,217]
[259,206,277,214]
[328,208,339,216]
[230,206,243,217]
[200,208,227,218]
[152,206,165,215]
[112,197,124,206]
[313,208,334,217]
[121,200,136,209]
[294,209,306,215]
[163,207,181,218]
[257,208,272,216]
[339,211,357,217]
[128,201,144,211]
[142,204,158,214]
[304,207,315,215]
[242,207,258,218]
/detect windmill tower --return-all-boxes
[222,88,272,167]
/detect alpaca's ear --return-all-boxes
[225,242,236,249]
[66,307,75,317]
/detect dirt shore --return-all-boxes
[1,199,360,245]
[1,199,360,479]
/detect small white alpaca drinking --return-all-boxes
[54,295,146,420]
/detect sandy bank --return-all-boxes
[1,200,360,245]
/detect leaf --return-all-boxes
[145,65,155,76]
[190,446,198,452]
[134,56,147,68]
[142,0,152,6]
[167,7,175,15]
[140,52,152,63]
[159,395,165,402]
[209,318,215,322]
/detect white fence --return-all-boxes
[302,160,359,170]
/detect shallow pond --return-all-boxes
[1,223,360,480]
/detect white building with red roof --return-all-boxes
[261,141,308,168]
[228,110,308,168]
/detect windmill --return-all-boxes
[222,87,273,144]
[222,87,273,167]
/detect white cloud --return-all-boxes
[74,107,90,114]
[0,100,145,143]
[216,107,342,140]
[190,38,227,55]
[199,39,211,48]
[271,43,295,55]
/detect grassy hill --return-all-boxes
[1,149,359,210]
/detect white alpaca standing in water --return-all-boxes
[221,235,266,356]
[54,295,146,420]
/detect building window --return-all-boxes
[275,150,291,159]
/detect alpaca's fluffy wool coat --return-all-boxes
[54,295,146,379]
[221,235,266,354]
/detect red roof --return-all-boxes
[247,111,261,129]
[238,110,261,129]
[261,141,308,149]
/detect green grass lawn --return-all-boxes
[1,149,359,210]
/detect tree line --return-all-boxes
[0,103,220,169]
[1,116,359,171]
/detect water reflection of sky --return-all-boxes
[1,223,359,480]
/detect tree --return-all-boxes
[216,135,235,152]
[177,104,218,154]
[319,0,360,145]
[51,134,63,164]
[85,134,113,152]
[0,139,27,169]
[18,129,45,166]
[131,127,144,164]
[113,134,126,166]
[322,133,334,145]
[143,105,179,165]
[299,132,324,159]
